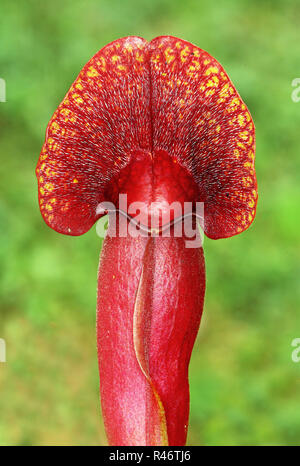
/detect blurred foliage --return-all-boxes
[0,0,299,446]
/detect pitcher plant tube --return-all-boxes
[36,36,257,446]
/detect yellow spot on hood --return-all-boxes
[205,66,219,75]
[180,46,190,62]
[72,93,84,104]
[136,52,144,63]
[164,47,175,64]
[87,66,98,77]
[117,64,126,72]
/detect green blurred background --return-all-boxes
[0,0,299,446]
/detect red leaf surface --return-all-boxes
[97,231,205,445]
